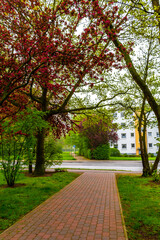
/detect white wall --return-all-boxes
[113,111,159,156]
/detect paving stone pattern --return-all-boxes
[0,172,127,240]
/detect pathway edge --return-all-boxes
[115,173,128,240]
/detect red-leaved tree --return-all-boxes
[78,119,118,149]
[77,112,118,159]
[0,0,126,175]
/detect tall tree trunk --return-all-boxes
[139,123,151,176]
[151,123,160,172]
[34,128,45,176]
[29,160,32,174]
[34,87,48,176]
[138,98,151,176]
[141,129,151,176]
[152,146,160,172]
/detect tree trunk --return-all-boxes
[151,146,160,172]
[151,123,160,173]
[139,132,151,176]
[141,154,151,176]
[34,87,48,176]
[138,99,151,176]
[34,128,45,176]
[29,160,32,173]
[143,116,151,176]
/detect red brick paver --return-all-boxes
[0,172,128,240]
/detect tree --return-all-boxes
[0,108,48,186]
[108,38,159,176]
[77,111,118,159]
[91,0,160,174]
[88,20,160,176]
[1,0,127,175]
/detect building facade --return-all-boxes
[113,111,159,156]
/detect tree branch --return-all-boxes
[111,30,160,122]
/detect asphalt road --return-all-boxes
[51,160,160,172]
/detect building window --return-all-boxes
[121,123,126,127]
[114,144,118,149]
[131,133,134,137]
[149,143,152,148]
[121,133,126,138]
[131,143,135,148]
[156,132,159,137]
[121,112,124,117]
[148,132,152,136]
[113,112,117,117]
[122,144,127,149]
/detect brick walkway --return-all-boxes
[0,172,128,240]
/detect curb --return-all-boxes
[115,174,128,240]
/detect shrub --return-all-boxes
[87,149,92,159]
[121,153,128,157]
[55,168,67,172]
[110,148,120,157]
[77,113,118,150]
[92,144,110,160]
[44,137,63,168]
[45,138,62,159]
[0,141,23,187]
[83,148,92,159]
[152,170,160,182]
[78,136,89,157]
[148,153,155,157]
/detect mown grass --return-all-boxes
[110,156,155,161]
[62,151,76,160]
[117,174,160,240]
[0,171,79,233]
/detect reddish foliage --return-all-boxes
[78,119,118,149]
[0,0,127,137]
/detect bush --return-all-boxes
[92,144,110,160]
[148,153,155,157]
[129,154,138,157]
[55,168,67,172]
[79,147,87,157]
[152,170,160,182]
[0,141,23,187]
[110,148,120,157]
[121,153,128,157]
[83,148,92,159]
[45,138,62,160]
[1,159,21,187]
[87,149,92,159]
[0,122,27,186]
[78,136,89,157]
[44,137,63,167]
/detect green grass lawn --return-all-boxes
[0,171,79,233]
[117,174,160,240]
[62,151,76,160]
[110,156,155,161]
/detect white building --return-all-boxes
[113,111,159,156]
